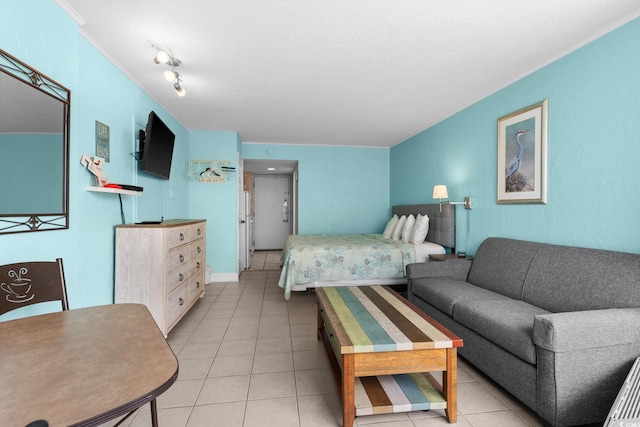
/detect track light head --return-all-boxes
[154,49,171,64]
[163,69,178,82]
[174,80,186,97]
[153,49,181,67]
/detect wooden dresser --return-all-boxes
[115,219,206,336]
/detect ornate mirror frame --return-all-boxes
[0,49,70,235]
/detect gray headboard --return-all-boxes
[392,204,455,250]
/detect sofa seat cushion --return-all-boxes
[453,299,551,364]
[411,278,510,317]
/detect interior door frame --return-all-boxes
[239,159,298,259]
[237,152,245,273]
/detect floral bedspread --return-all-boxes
[278,234,416,299]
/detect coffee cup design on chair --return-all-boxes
[1,267,34,303]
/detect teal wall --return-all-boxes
[1,1,190,321]
[242,144,391,234]
[391,17,640,255]
[189,130,240,276]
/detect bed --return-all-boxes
[278,204,455,299]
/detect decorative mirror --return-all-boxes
[0,49,70,234]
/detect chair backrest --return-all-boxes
[0,258,68,316]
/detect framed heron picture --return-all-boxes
[497,99,548,204]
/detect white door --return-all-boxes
[254,175,291,250]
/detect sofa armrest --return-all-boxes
[406,261,471,281]
[533,308,640,352]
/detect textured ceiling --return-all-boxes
[56,1,640,147]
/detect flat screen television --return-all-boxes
[139,111,175,180]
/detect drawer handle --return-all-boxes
[196,281,200,288]
[179,297,184,306]
[179,233,185,241]
[197,246,202,254]
[179,273,184,281]
[196,262,201,269]
[197,228,202,236]
[179,254,185,262]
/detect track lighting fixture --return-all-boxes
[152,46,186,96]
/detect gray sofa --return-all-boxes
[406,237,640,426]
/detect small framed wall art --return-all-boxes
[95,120,110,162]
[497,99,548,204]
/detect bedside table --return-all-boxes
[429,253,473,261]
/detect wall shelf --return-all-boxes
[86,186,142,196]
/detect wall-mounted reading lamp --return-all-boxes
[433,185,473,211]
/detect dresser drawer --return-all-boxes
[166,225,190,249]
[166,282,190,328]
[190,240,204,258]
[167,246,191,272]
[189,272,205,301]
[167,263,190,293]
[190,255,204,278]
[191,223,205,242]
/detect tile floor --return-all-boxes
[247,250,282,271]
[105,251,550,427]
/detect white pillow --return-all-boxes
[402,214,416,243]
[410,214,430,244]
[382,214,398,239]
[391,215,406,240]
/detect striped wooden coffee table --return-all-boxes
[316,285,463,426]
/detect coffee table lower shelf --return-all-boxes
[355,373,447,416]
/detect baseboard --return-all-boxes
[208,272,239,283]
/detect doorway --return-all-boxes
[254,175,291,250]
[242,159,298,253]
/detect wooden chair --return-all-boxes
[0,258,68,316]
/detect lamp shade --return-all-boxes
[433,185,448,199]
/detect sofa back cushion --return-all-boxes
[523,244,640,312]
[467,238,540,300]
